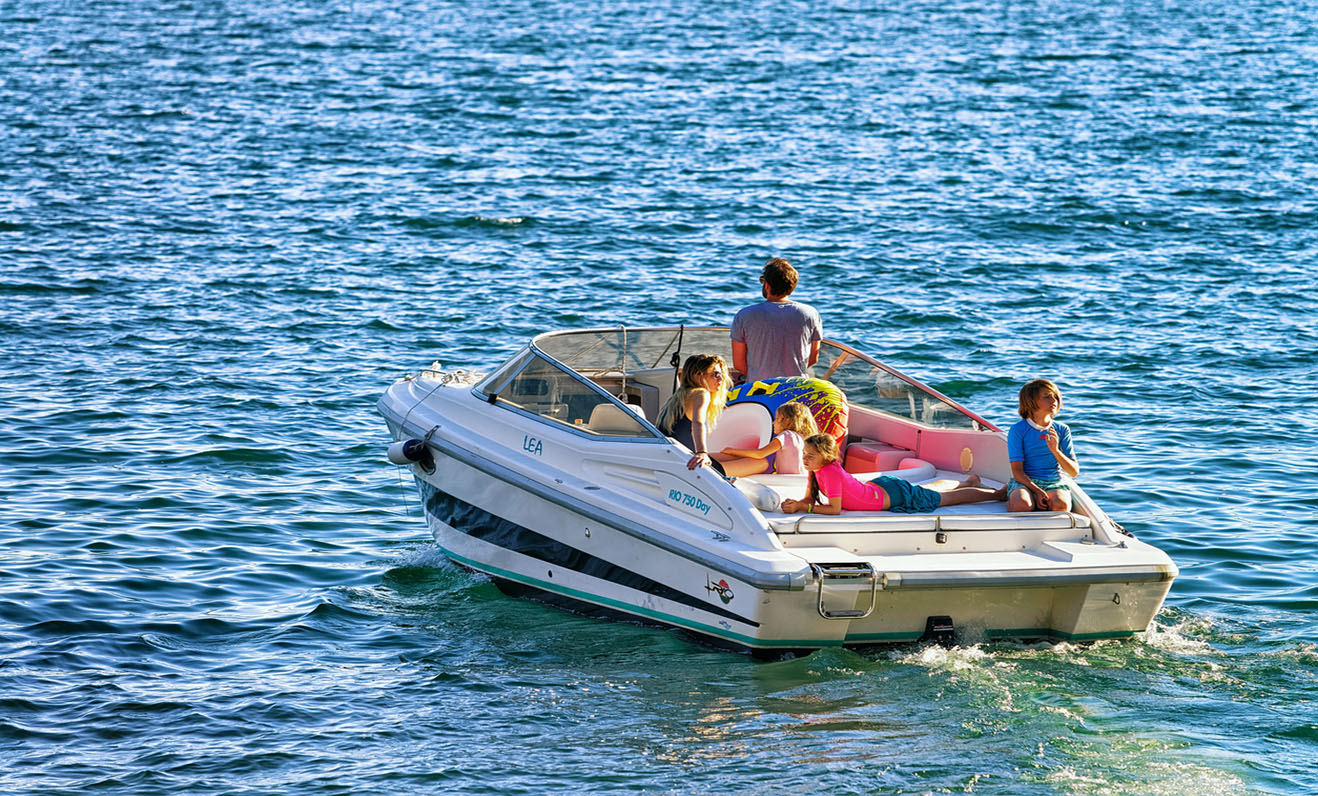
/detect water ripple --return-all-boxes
[3,0,1317,793]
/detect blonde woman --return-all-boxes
[657,354,730,472]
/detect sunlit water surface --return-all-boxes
[2,1,1316,794]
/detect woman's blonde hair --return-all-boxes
[803,433,839,505]
[657,354,728,433]
[775,401,818,436]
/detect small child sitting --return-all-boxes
[716,401,818,477]
[1006,378,1080,513]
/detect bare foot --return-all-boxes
[957,473,982,488]
[993,484,1008,501]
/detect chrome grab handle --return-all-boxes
[810,562,878,620]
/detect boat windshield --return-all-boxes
[533,326,727,376]
[816,342,995,431]
[530,327,996,432]
[476,346,659,439]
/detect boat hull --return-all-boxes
[410,458,1173,653]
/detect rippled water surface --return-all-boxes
[3,1,1317,793]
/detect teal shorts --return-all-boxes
[870,475,941,514]
[1007,477,1070,495]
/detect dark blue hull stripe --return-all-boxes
[418,481,759,628]
[487,577,789,656]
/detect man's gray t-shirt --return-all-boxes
[730,300,823,382]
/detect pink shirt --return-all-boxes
[773,430,805,474]
[814,460,887,510]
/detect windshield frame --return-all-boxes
[814,338,1000,432]
[473,341,667,442]
[516,326,999,433]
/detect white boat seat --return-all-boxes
[587,402,647,434]
[705,402,773,453]
[621,400,649,421]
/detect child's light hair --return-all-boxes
[803,433,840,505]
[775,401,819,436]
[1018,378,1061,419]
[803,433,838,462]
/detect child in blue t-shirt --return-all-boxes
[1006,378,1080,513]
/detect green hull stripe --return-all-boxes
[842,632,925,642]
[439,544,1144,648]
[438,544,839,649]
[984,627,1142,641]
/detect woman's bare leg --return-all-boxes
[717,455,770,478]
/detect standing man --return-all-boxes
[730,257,823,383]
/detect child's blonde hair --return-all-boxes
[803,433,839,505]
[1018,378,1061,419]
[775,401,819,436]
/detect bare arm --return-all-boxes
[720,437,783,460]
[781,482,812,514]
[807,339,820,367]
[685,389,713,470]
[810,500,840,515]
[781,486,840,515]
[782,497,840,515]
[1010,461,1049,504]
[1044,427,1080,478]
[731,340,748,381]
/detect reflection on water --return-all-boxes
[2,0,1317,791]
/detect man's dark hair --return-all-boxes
[761,258,798,297]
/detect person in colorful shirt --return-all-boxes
[780,434,1002,514]
[1006,378,1080,513]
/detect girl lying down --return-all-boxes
[780,434,1005,515]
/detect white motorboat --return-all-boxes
[378,326,1176,655]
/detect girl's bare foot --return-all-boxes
[957,473,982,488]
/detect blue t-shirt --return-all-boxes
[1007,419,1074,481]
[730,300,823,382]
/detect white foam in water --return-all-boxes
[396,545,456,570]
[1142,616,1215,654]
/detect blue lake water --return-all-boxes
[2,0,1316,793]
